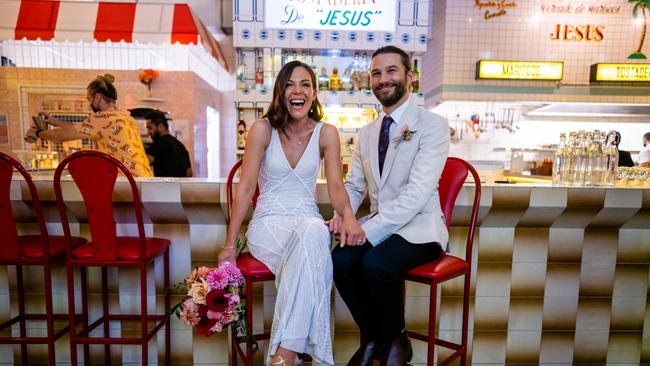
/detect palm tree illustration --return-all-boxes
[629,0,650,59]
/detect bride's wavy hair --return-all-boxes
[263,61,324,131]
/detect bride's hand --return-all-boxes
[217,246,237,266]
[341,215,365,247]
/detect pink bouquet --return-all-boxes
[174,263,245,336]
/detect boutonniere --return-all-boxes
[391,124,417,147]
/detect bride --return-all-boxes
[217,60,365,366]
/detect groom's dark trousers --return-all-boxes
[332,234,443,343]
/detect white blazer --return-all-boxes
[345,101,450,247]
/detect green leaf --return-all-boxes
[236,236,248,255]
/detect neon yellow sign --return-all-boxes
[477,60,564,80]
[592,63,650,82]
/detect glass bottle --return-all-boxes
[359,53,370,91]
[237,120,247,150]
[412,59,420,94]
[329,67,342,91]
[255,56,264,91]
[602,131,619,186]
[319,67,329,91]
[350,53,361,91]
[310,55,319,81]
[585,131,603,186]
[236,60,248,89]
[342,67,352,91]
[552,133,567,186]
[570,131,588,186]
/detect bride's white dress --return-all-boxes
[246,122,333,365]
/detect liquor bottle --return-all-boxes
[552,133,567,186]
[350,53,361,91]
[255,56,264,91]
[342,68,352,91]
[412,59,420,94]
[359,53,370,91]
[309,56,319,79]
[236,60,247,89]
[319,67,329,91]
[329,67,342,91]
[237,120,247,150]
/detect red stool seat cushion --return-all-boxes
[19,235,86,258]
[405,254,470,282]
[72,237,170,261]
[237,252,273,276]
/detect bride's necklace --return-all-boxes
[285,132,308,146]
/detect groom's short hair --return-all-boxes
[371,46,412,73]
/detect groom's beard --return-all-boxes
[372,78,407,108]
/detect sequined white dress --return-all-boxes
[246,122,333,365]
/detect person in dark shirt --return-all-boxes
[613,131,634,167]
[145,111,193,177]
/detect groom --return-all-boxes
[329,46,449,365]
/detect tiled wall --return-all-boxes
[0,67,237,178]
[425,1,650,104]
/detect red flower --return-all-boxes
[206,288,229,313]
[194,304,217,336]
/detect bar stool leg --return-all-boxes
[16,265,28,365]
[102,267,110,365]
[164,251,171,366]
[427,283,438,366]
[44,261,56,366]
[67,263,78,366]
[460,275,471,366]
[245,280,253,366]
[141,264,148,365]
[232,332,239,366]
[80,266,90,363]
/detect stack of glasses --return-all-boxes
[551,130,619,187]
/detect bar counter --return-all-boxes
[5,176,650,365]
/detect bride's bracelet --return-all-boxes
[222,246,236,250]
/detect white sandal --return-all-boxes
[271,356,288,366]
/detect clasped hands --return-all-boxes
[326,215,366,247]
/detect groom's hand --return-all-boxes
[326,216,349,247]
[327,216,343,235]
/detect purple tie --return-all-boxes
[378,115,393,175]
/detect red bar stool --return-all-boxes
[227,159,274,366]
[53,150,170,365]
[0,152,86,365]
[403,157,481,366]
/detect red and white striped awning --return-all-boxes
[0,0,230,72]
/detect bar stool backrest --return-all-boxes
[54,151,146,261]
[438,157,481,261]
[439,158,469,231]
[226,159,259,220]
[0,152,48,260]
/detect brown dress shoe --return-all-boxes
[379,332,413,366]
[347,339,383,366]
